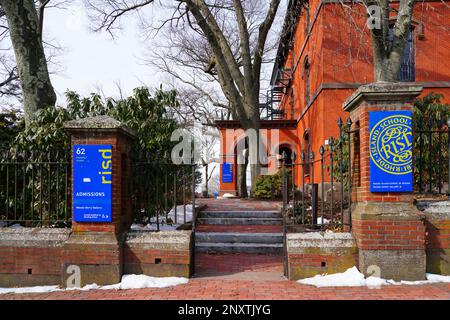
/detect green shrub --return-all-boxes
[252,170,283,199]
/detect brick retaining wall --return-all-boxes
[0,228,192,287]
[286,232,358,280]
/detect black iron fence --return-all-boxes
[129,151,198,232]
[0,149,71,227]
[281,115,450,233]
[281,118,357,232]
[414,116,450,195]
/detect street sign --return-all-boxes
[73,145,112,222]
[369,110,413,192]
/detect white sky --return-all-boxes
[45,1,164,104]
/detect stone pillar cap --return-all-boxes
[343,82,423,112]
[63,115,136,138]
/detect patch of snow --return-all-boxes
[0,275,189,295]
[118,274,188,289]
[221,193,236,198]
[167,204,197,224]
[297,266,450,288]
[9,223,23,229]
[426,273,450,283]
[0,285,60,294]
[130,223,178,231]
[317,217,330,225]
[131,204,199,231]
[298,267,366,287]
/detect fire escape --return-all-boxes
[260,66,294,121]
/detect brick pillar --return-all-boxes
[343,82,426,281]
[61,116,136,287]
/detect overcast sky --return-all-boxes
[44,1,165,104]
[42,0,282,106]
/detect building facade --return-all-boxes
[218,0,450,196]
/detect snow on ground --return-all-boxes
[0,275,189,295]
[297,266,450,288]
[130,223,178,231]
[0,285,60,295]
[9,223,23,229]
[131,204,200,231]
[316,217,330,225]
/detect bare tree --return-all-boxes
[362,0,416,81]
[84,0,283,195]
[0,0,58,124]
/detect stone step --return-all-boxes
[195,242,284,254]
[195,232,283,244]
[198,211,281,219]
[197,217,283,225]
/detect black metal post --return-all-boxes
[319,146,325,230]
[282,151,287,212]
[329,137,334,225]
[429,118,433,193]
[291,152,296,222]
[338,118,344,225]
[301,151,305,224]
[347,118,352,227]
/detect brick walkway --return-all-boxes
[1,280,449,300]
[196,225,283,233]
[197,198,282,211]
[2,198,448,300]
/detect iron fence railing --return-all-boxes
[0,149,71,228]
[281,118,356,233]
[414,117,450,195]
[130,152,198,232]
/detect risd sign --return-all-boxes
[73,145,112,222]
[369,110,413,192]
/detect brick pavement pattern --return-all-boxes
[1,280,449,300]
[2,199,449,300]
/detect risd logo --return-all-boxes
[370,114,413,175]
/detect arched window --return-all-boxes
[303,131,311,175]
[303,57,311,105]
[304,1,310,34]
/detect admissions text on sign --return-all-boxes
[73,144,112,222]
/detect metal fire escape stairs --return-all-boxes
[260,67,293,120]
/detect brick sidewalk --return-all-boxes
[1,279,449,300]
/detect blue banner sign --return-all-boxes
[73,145,112,222]
[369,110,413,192]
[222,162,233,183]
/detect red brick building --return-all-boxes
[217,0,450,196]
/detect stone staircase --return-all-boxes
[195,210,284,254]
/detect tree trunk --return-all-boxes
[237,148,249,198]
[237,163,248,198]
[374,56,404,82]
[0,0,56,125]
[204,164,209,197]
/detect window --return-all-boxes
[303,131,311,176]
[388,27,415,82]
[304,1,310,34]
[304,57,310,105]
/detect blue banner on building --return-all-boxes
[73,145,112,222]
[222,162,233,183]
[369,110,413,192]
